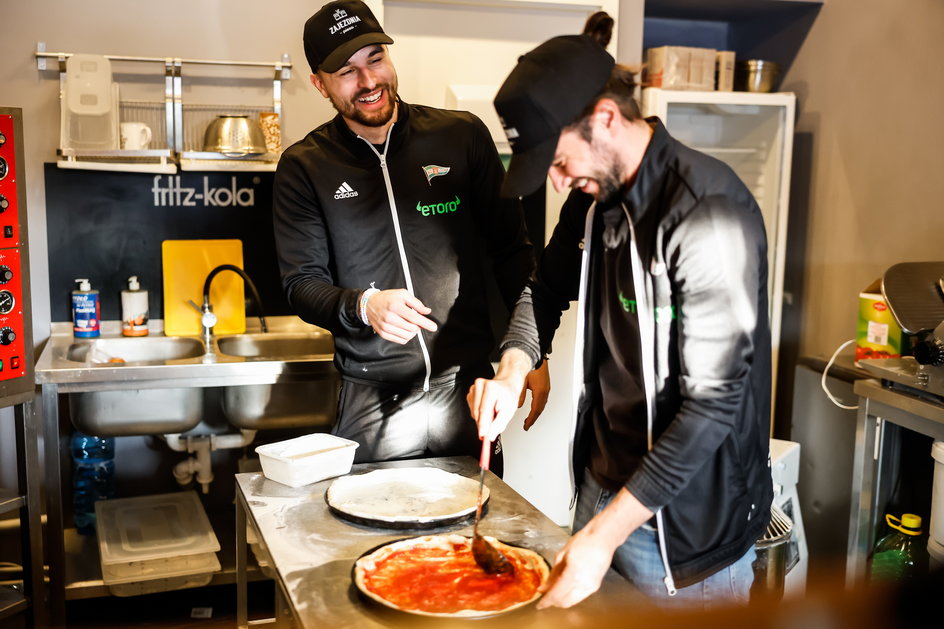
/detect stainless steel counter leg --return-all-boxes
[18,396,48,628]
[847,397,881,586]
[41,383,66,626]
[274,582,294,629]
[236,491,248,629]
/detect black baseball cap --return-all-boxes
[494,35,614,198]
[304,0,394,74]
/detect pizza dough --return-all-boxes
[353,534,549,618]
[326,468,488,526]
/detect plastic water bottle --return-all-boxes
[870,513,928,582]
[71,432,116,535]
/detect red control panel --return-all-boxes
[0,112,30,384]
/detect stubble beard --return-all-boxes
[330,82,399,128]
[592,146,626,204]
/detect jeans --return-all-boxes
[574,472,755,610]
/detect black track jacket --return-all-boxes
[272,100,534,388]
[502,119,773,589]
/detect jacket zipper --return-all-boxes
[621,203,677,596]
[567,205,597,510]
[359,126,433,392]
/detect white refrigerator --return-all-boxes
[641,88,796,415]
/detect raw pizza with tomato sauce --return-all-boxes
[353,534,550,618]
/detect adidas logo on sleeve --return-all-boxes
[334,182,359,199]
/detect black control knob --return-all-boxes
[0,327,15,345]
[913,338,944,366]
[0,266,11,284]
[0,195,7,212]
[0,157,7,181]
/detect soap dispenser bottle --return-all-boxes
[121,275,149,337]
[72,278,100,338]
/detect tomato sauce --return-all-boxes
[363,541,543,613]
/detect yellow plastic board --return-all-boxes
[162,239,245,336]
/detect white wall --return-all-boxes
[782,0,944,359]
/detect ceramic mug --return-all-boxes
[120,122,152,150]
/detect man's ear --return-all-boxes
[310,73,329,99]
[591,99,619,136]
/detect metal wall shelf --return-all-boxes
[35,44,292,173]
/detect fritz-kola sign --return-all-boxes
[151,175,258,208]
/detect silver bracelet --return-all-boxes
[358,287,379,326]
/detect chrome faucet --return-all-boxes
[189,264,268,342]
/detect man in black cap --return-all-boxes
[468,32,773,608]
[273,0,549,469]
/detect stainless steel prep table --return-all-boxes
[235,456,643,628]
[846,377,944,585]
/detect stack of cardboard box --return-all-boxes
[644,46,735,91]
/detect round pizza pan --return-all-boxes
[325,467,490,530]
[351,534,550,620]
[327,500,487,530]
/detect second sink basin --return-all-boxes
[217,331,339,430]
[216,333,335,359]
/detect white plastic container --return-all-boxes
[930,441,944,550]
[60,53,120,151]
[255,433,358,487]
[95,491,220,597]
[121,275,149,337]
[929,538,944,572]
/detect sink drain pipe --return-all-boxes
[162,430,257,493]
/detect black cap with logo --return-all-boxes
[494,35,614,198]
[304,0,394,74]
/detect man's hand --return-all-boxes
[467,348,533,441]
[364,289,438,344]
[521,358,550,431]
[537,489,653,609]
[536,524,617,609]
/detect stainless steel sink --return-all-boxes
[65,337,207,436]
[66,336,205,364]
[216,332,334,359]
[35,317,340,435]
[69,387,204,437]
[217,332,339,430]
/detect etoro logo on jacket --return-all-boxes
[415,195,461,217]
[619,290,676,322]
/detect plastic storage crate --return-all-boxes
[95,491,220,596]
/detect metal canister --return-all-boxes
[752,504,794,600]
[735,59,781,92]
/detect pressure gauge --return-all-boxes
[0,291,13,314]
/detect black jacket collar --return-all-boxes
[329,97,411,154]
[618,117,675,224]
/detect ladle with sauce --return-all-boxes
[471,437,515,575]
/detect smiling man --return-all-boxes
[468,28,773,609]
[272,0,549,469]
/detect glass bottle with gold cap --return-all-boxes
[870,513,928,582]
